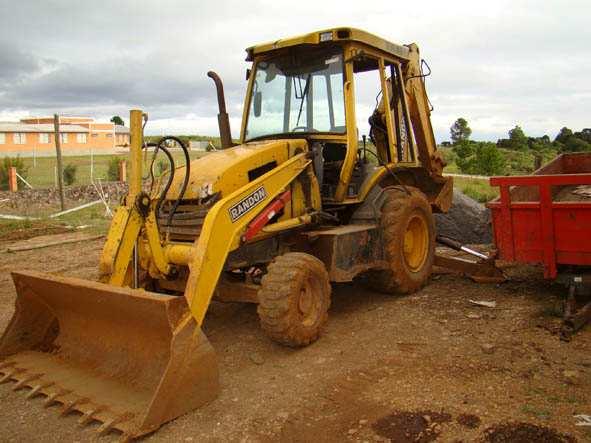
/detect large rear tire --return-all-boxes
[368,186,435,294]
[257,252,331,347]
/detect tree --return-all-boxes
[453,140,475,172]
[110,115,124,126]
[564,137,591,153]
[574,128,591,144]
[450,118,472,144]
[472,143,506,175]
[554,127,573,144]
[453,141,505,175]
[508,125,528,150]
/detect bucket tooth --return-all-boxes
[97,413,134,436]
[78,406,106,426]
[59,397,89,417]
[13,373,43,391]
[97,418,116,436]
[26,382,54,399]
[0,368,23,384]
[44,389,71,408]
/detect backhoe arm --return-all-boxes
[184,153,313,325]
[403,43,444,176]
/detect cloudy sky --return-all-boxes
[0,0,589,142]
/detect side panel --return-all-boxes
[306,224,387,282]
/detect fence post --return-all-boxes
[118,160,127,182]
[90,147,94,182]
[54,114,66,211]
[8,167,17,192]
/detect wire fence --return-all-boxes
[3,150,207,189]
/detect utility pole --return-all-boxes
[54,114,65,211]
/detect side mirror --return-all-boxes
[253,91,262,117]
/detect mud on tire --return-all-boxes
[257,252,331,347]
[368,186,435,294]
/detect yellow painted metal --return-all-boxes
[98,110,147,286]
[334,45,358,202]
[129,110,144,201]
[261,213,313,233]
[357,166,389,202]
[166,139,298,201]
[183,153,311,325]
[403,213,429,272]
[240,61,256,144]
[378,58,396,164]
[247,27,411,62]
[144,209,171,276]
[165,244,194,266]
[98,205,142,286]
[403,44,438,174]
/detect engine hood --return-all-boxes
[164,138,308,201]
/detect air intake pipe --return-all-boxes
[207,71,234,149]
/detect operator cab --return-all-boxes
[241,27,421,203]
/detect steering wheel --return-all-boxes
[291,126,318,133]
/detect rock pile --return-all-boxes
[0,182,128,212]
[434,190,492,244]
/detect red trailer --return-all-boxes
[487,153,591,338]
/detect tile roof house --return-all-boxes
[0,116,130,157]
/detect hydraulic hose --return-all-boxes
[145,142,175,225]
[156,136,191,227]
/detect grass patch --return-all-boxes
[7,151,207,189]
[451,176,499,203]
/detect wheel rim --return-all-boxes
[403,213,429,272]
[298,276,320,327]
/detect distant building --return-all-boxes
[0,116,130,157]
[189,140,216,151]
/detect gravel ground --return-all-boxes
[0,237,589,442]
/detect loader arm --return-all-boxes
[184,152,313,325]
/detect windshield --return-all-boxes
[245,48,345,140]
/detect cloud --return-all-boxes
[0,0,589,142]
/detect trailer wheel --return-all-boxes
[368,186,435,294]
[257,252,331,347]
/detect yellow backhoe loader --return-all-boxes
[0,27,452,439]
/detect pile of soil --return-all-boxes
[372,410,452,442]
[554,184,591,202]
[435,189,492,244]
[482,422,576,443]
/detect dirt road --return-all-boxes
[0,239,589,442]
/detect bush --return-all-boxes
[63,163,77,186]
[107,156,124,181]
[0,156,29,190]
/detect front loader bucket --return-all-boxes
[0,271,219,439]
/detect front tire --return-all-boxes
[368,186,435,294]
[257,252,331,347]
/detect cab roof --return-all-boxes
[246,27,410,61]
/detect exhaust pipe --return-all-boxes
[207,71,234,149]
